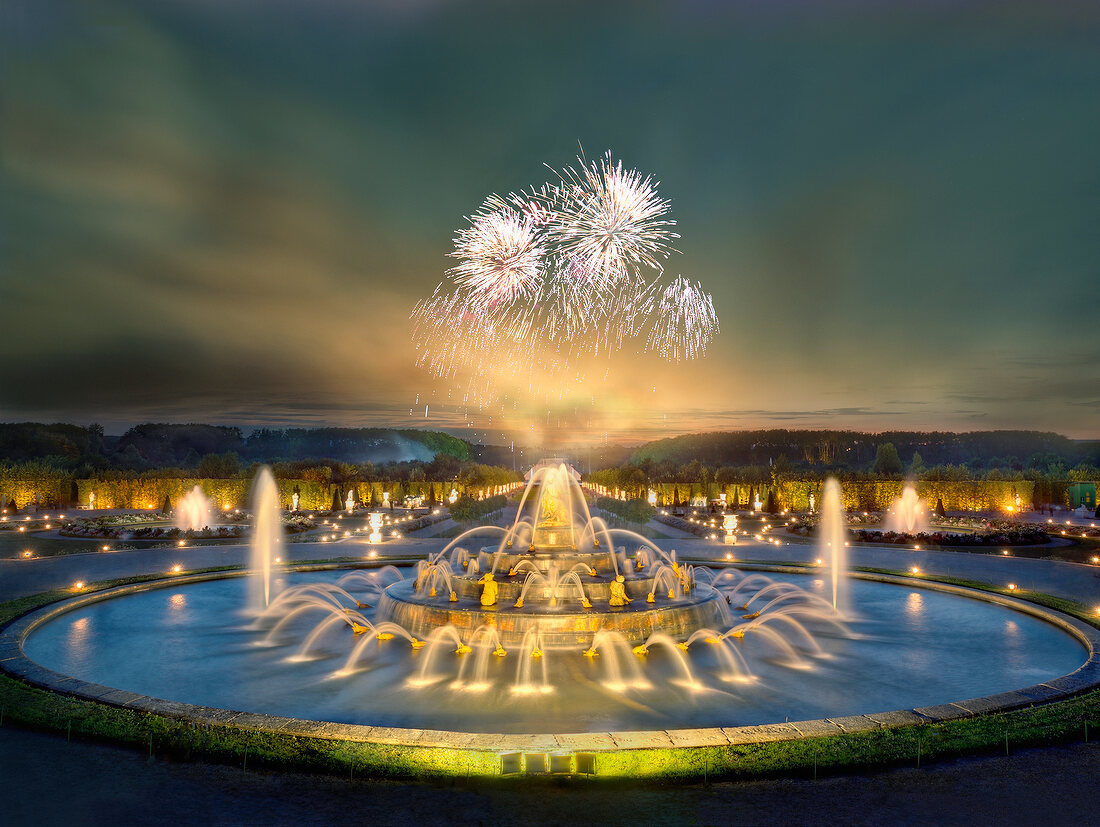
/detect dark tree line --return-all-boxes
[627,429,1097,472]
[0,422,471,473]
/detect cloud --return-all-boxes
[2,0,1098,439]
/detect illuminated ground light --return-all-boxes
[21,550,32,558]
[171,564,182,574]
[101,545,110,552]
[1008,583,1017,591]
[73,581,85,590]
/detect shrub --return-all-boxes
[595,496,655,525]
[448,494,506,523]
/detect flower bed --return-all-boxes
[60,514,317,540]
[850,528,1050,547]
[655,513,720,538]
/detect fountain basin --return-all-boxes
[11,566,1094,736]
[377,579,726,646]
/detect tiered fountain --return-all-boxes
[378,460,727,648]
[251,459,847,698]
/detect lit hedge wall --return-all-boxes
[74,479,473,511]
[612,480,1035,512]
[773,479,1035,513]
[0,465,73,509]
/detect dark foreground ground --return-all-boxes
[1,725,1097,826]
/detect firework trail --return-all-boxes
[410,151,719,408]
[645,277,719,362]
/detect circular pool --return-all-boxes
[21,568,1087,734]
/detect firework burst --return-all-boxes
[545,154,678,282]
[448,201,545,305]
[410,152,719,409]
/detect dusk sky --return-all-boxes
[2,1,1098,444]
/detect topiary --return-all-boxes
[161,494,171,513]
[764,489,778,514]
[935,497,946,518]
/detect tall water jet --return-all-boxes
[175,485,212,532]
[249,467,281,611]
[819,478,847,613]
[887,484,928,534]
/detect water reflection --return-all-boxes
[24,573,1088,733]
[906,592,923,617]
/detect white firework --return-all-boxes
[545,152,678,283]
[410,152,719,408]
[448,203,545,305]
[645,276,719,362]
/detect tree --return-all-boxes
[910,451,925,474]
[197,452,241,479]
[935,497,946,518]
[764,489,778,514]
[872,443,904,475]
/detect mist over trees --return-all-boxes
[0,423,471,474]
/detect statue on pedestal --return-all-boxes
[609,575,630,606]
[479,572,498,607]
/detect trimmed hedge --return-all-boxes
[595,480,1036,514]
[594,496,655,525]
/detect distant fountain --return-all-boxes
[819,478,847,613]
[887,484,928,534]
[175,485,212,532]
[249,467,281,611]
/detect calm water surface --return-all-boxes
[24,571,1085,733]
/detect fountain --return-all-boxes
[367,461,749,647]
[819,478,847,612]
[887,484,928,534]
[174,485,212,532]
[19,459,1093,741]
[248,467,281,611]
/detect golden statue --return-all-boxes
[479,572,499,606]
[609,575,631,606]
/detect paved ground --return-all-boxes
[2,532,1099,825]
[3,533,1097,608]
[1,724,1097,826]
